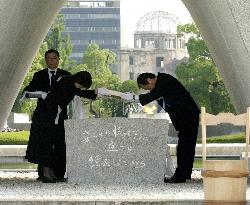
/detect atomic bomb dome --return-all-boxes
[135,11,180,34]
[133,11,184,49]
[117,11,187,81]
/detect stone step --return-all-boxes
[169,143,247,157]
[0,144,247,158]
[0,200,206,205]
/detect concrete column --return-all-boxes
[0,0,66,128]
[117,50,130,81]
[182,0,250,113]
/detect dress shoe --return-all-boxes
[57,177,68,183]
[42,167,57,183]
[42,176,57,183]
[36,176,43,181]
[164,176,186,183]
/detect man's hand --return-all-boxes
[19,91,28,104]
[96,87,111,98]
[41,92,47,99]
[121,92,139,102]
[121,92,134,101]
[20,91,48,101]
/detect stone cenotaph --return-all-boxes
[65,118,173,185]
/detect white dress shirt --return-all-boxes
[48,68,58,86]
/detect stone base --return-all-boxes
[65,118,173,185]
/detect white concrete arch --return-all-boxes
[0,0,66,128]
[182,0,250,113]
[1,0,250,128]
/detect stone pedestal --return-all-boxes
[65,118,173,185]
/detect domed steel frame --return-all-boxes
[135,11,180,33]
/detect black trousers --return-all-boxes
[27,121,66,179]
[49,124,66,179]
[38,164,43,177]
[174,115,199,179]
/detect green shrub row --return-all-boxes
[0,131,246,145]
[0,131,29,145]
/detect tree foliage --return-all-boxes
[100,79,139,117]
[176,23,235,114]
[45,14,73,69]
[73,44,121,117]
[71,43,139,117]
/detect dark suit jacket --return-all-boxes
[139,73,200,131]
[25,75,97,164]
[32,75,97,125]
[23,68,71,120]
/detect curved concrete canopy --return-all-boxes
[1,0,250,129]
[182,0,250,113]
[0,0,66,128]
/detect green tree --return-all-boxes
[176,23,235,114]
[45,14,73,69]
[70,43,116,85]
[100,79,139,117]
[120,80,139,93]
[72,43,139,117]
[95,74,122,117]
[87,44,121,117]
[69,43,119,117]
[82,44,114,84]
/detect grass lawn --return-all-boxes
[0,131,29,145]
[0,131,246,145]
[0,162,37,169]
[193,158,202,169]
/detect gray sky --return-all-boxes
[120,0,192,47]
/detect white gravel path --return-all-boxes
[1,170,250,202]
[0,170,203,201]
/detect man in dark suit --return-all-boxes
[121,72,200,183]
[23,49,71,182]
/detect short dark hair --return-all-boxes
[72,71,92,89]
[45,49,60,58]
[137,73,156,87]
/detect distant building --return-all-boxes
[60,0,120,63]
[117,11,188,81]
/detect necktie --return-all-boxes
[50,71,56,87]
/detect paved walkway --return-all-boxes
[0,170,203,201]
[0,170,249,203]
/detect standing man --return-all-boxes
[22,49,71,182]
[121,72,200,183]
